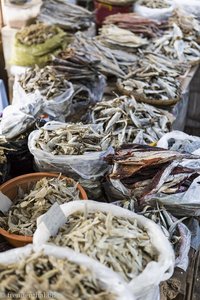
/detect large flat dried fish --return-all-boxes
[104,13,163,38]
[38,0,93,31]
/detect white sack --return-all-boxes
[33,200,175,300]
[0,243,134,300]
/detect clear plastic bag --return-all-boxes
[134,1,174,20]
[157,131,200,154]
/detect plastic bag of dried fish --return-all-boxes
[157,131,200,155]
[134,0,174,21]
[28,121,109,199]
[33,200,175,300]
[89,95,174,146]
[11,23,69,67]
[173,0,200,20]
[13,66,74,122]
[0,175,82,236]
[0,103,36,139]
[0,244,134,300]
[105,144,200,216]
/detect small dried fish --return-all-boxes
[90,95,174,145]
[35,123,106,155]
[16,23,60,46]
[50,209,157,281]
[138,0,170,9]
[18,65,70,99]
[118,52,184,102]
[0,253,115,300]
[0,176,81,236]
[147,9,200,65]
[38,0,93,31]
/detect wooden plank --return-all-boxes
[190,250,200,300]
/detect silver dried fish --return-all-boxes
[0,176,81,236]
[50,209,157,281]
[90,95,174,145]
[35,123,105,155]
[0,253,115,300]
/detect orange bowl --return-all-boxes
[0,172,87,247]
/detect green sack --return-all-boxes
[11,27,70,67]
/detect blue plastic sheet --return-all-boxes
[0,80,8,113]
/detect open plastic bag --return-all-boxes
[13,78,74,122]
[0,244,134,300]
[173,0,200,20]
[28,122,109,198]
[134,1,174,21]
[33,200,175,300]
[157,131,200,155]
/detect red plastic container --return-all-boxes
[94,0,133,26]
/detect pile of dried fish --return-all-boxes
[105,144,195,200]
[113,199,190,271]
[104,13,163,38]
[53,34,137,79]
[18,65,69,99]
[35,123,107,155]
[0,176,81,236]
[16,23,59,46]
[90,96,174,145]
[50,210,157,281]
[0,253,115,300]
[99,25,147,51]
[147,9,200,65]
[117,52,184,102]
[38,0,93,31]
[138,0,170,9]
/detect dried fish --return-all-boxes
[147,9,200,65]
[0,253,115,300]
[138,0,170,9]
[0,176,81,236]
[104,144,196,201]
[99,25,147,51]
[90,95,174,145]
[35,123,106,155]
[38,0,93,31]
[50,209,157,281]
[104,13,163,38]
[16,23,60,46]
[118,52,185,102]
[18,65,70,99]
[53,33,135,79]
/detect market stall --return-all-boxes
[0,0,200,299]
